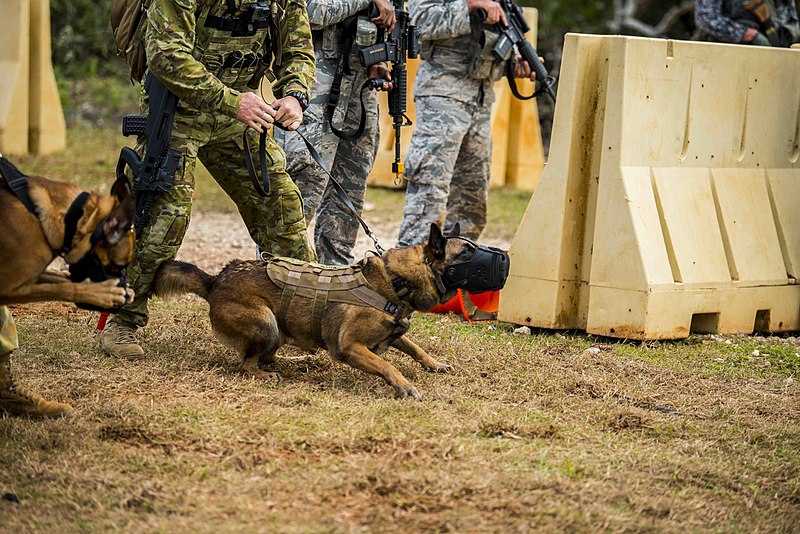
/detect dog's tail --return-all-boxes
[153,260,213,301]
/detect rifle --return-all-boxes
[358,0,419,182]
[477,0,556,102]
[116,73,181,237]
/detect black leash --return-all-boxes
[242,122,386,254]
[293,128,385,255]
[243,128,270,196]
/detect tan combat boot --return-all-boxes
[0,353,73,418]
[100,320,144,359]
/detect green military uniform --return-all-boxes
[116,0,318,328]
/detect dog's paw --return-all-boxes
[248,370,283,383]
[394,385,422,400]
[424,361,454,374]
[85,278,130,308]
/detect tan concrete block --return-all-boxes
[29,0,66,155]
[500,34,800,338]
[0,0,30,155]
[498,34,611,328]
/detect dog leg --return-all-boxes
[334,343,422,400]
[0,279,132,308]
[36,270,70,284]
[210,303,282,383]
[392,335,454,373]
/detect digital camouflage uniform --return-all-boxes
[116,0,317,327]
[275,0,380,265]
[695,0,800,45]
[397,0,495,247]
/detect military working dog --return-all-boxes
[154,223,508,399]
[0,156,136,309]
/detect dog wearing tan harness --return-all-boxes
[153,223,509,399]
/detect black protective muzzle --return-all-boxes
[439,238,510,294]
[67,224,129,312]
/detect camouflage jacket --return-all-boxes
[695,0,800,44]
[145,0,316,118]
[307,0,371,59]
[410,0,494,105]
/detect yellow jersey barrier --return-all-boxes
[0,0,66,156]
[498,34,800,339]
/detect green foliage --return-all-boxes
[51,0,120,77]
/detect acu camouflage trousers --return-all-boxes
[276,58,379,265]
[115,102,314,328]
[397,95,491,247]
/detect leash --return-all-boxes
[244,125,386,255]
[292,128,385,255]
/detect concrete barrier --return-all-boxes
[29,0,67,155]
[0,0,30,156]
[498,34,800,339]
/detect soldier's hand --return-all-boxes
[514,55,544,81]
[371,0,396,31]
[236,92,276,133]
[467,0,507,27]
[368,64,393,91]
[272,96,304,131]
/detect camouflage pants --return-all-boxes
[0,306,18,355]
[397,95,491,247]
[276,58,379,265]
[116,103,314,327]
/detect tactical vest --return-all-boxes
[194,0,285,90]
[267,257,411,345]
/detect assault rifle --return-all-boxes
[116,73,181,236]
[358,0,419,181]
[477,0,556,102]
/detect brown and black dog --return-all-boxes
[153,224,477,399]
[0,168,136,309]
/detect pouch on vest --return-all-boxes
[467,28,508,81]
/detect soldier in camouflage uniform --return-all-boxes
[275,0,395,265]
[0,306,72,417]
[695,0,800,46]
[396,0,539,247]
[102,0,318,359]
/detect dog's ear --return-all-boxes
[427,223,447,260]
[446,222,461,238]
[110,175,132,202]
[103,195,135,245]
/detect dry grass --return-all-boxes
[3,126,799,532]
[1,299,798,533]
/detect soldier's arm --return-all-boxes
[694,0,749,43]
[273,0,317,99]
[145,0,242,118]
[307,0,371,30]
[409,0,471,40]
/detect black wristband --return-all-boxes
[286,91,309,111]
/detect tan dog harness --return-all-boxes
[267,257,409,344]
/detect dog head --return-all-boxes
[66,177,136,282]
[383,223,509,311]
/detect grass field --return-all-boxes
[2,127,799,532]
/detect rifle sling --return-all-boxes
[325,34,370,140]
[505,60,537,101]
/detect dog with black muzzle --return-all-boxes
[0,155,136,309]
[153,223,509,399]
